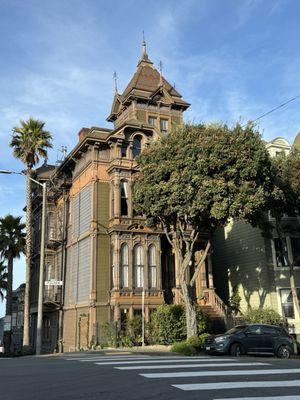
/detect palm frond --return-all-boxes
[10,117,53,168]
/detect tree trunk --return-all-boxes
[23,171,32,348]
[181,278,197,338]
[5,257,13,316]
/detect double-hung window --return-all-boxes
[148,245,157,288]
[134,245,144,288]
[121,244,129,288]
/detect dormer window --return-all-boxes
[160,118,168,133]
[133,135,142,158]
[148,116,157,127]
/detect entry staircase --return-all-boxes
[198,288,234,333]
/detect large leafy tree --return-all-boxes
[133,123,274,337]
[10,117,52,347]
[268,148,300,319]
[0,261,7,302]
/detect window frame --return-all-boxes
[148,244,157,289]
[120,243,129,288]
[120,180,129,216]
[132,135,142,158]
[133,245,144,289]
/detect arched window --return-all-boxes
[148,245,157,288]
[134,245,144,288]
[132,135,142,158]
[121,243,129,288]
[120,181,128,216]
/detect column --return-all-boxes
[207,253,214,289]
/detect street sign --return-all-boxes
[44,280,63,286]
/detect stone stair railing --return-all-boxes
[202,288,232,319]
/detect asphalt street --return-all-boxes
[1,351,300,400]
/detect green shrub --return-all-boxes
[150,305,186,345]
[243,307,283,325]
[197,333,211,349]
[150,305,209,345]
[171,341,197,356]
[196,307,208,334]
[126,315,142,344]
[187,335,201,351]
[119,334,134,348]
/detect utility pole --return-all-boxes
[36,182,47,355]
[142,289,145,347]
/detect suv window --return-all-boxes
[246,325,262,334]
[262,326,279,336]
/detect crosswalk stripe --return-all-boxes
[79,356,154,362]
[65,355,211,361]
[141,368,300,379]
[215,397,300,400]
[65,356,152,361]
[173,380,300,391]
[116,362,269,370]
[94,358,233,366]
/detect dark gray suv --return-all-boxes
[204,324,295,358]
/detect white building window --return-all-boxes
[148,116,157,127]
[160,118,168,133]
[280,288,300,319]
[121,243,129,288]
[134,245,144,288]
[148,245,157,288]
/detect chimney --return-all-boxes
[78,127,90,142]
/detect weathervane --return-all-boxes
[159,61,163,86]
[113,71,118,93]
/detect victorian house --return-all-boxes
[213,134,300,337]
[29,43,228,352]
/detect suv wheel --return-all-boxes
[277,345,291,359]
[230,343,243,357]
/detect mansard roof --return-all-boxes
[107,47,190,122]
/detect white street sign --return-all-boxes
[44,280,63,286]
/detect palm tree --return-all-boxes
[10,117,52,348]
[0,261,7,302]
[0,215,26,315]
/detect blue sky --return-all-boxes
[0,0,300,316]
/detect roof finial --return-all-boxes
[113,71,118,93]
[159,61,163,86]
[142,30,147,58]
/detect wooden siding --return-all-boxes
[212,220,277,312]
[96,234,110,304]
[97,182,109,227]
[63,309,76,352]
[77,237,91,304]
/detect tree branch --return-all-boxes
[190,240,211,287]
